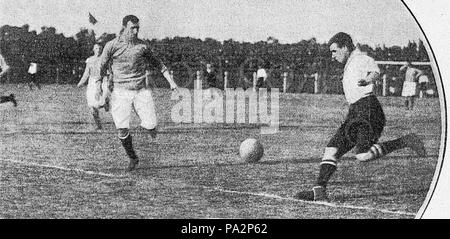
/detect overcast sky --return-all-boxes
[0,0,423,46]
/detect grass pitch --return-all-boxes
[0,84,441,218]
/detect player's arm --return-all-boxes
[415,68,424,78]
[98,41,114,83]
[358,71,380,86]
[358,57,380,86]
[145,47,178,90]
[0,55,10,78]
[162,67,178,90]
[96,41,115,98]
[77,63,90,87]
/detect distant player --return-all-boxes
[27,61,42,90]
[0,51,17,107]
[203,63,218,88]
[98,15,178,171]
[256,64,267,89]
[294,32,426,201]
[400,61,423,110]
[77,43,110,130]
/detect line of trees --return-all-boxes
[0,24,435,96]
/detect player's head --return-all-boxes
[93,43,103,56]
[121,15,140,40]
[329,32,354,64]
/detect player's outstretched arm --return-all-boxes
[143,46,178,90]
[162,68,178,90]
[358,71,380,86]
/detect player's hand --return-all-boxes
[170,84,178,91]
[358,79,370,86]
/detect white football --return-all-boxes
[239,138,264,163]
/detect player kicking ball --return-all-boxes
[98,15,178,172]
[77,43,110,130]
[294,32,426,201]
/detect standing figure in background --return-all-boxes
[256,64,268,90]
[77,43,110,130]
[0,51,17,107]
[400,61,423,110]
[27,61,42,90]
[204,63,218,89]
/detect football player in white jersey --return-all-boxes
[400,61,424,110]
[294,32,426,201]
[77,43,110,130]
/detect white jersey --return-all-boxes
[342,49,380,104]
[256,68,267,78]
[28,63,38,74]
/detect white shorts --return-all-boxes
[402,81,418,97]
[87,80,109,108]
[110,87,157,130]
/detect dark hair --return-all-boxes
[93,43,104,55]
[122,15,139,27]
[329,32,354,52]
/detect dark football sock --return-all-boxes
[0,96,10,103]
[379,137,406,155]
[92,109,101,129]
[120,134,137,159]
[316,164,337,188]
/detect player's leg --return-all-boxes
[100,78,110,112]
[354,134,426,162]
[36,78,41,90]
[294,122,354,201]
[134,88,158,139]
[0,96,8,104]
[118,128,139,171]
[256,77,263,89]
[91,107,101,130]
[294,96,382,201]
[378,134,426,158]
[0,94,17,106]
[353,108,425,161]
[111,88,139,171]
[103,97,110,112]
[350,119,384,161]
[28,74,33,90]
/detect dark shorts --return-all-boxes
[256,77,265,88]
[327,95,386,157]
